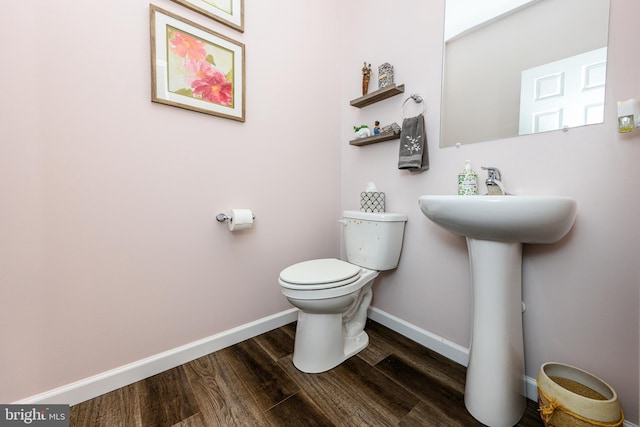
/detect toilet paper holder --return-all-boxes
[216,212,256,222]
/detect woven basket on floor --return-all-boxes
[537,363,624,427]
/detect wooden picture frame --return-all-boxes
[170,0,244,32]
[150,5,245,121]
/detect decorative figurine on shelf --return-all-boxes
[354,125,371,139]
[362,62,372,95]
[378,63,394,89]
[373,121,381,135]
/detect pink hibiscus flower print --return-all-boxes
[191,69,233,106]
[169,31,206,60]
[183,58,214,84]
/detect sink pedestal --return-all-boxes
[465,238,526,427]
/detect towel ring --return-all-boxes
[401,93,426,120]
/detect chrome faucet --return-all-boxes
[481,166,508,195]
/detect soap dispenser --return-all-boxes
[458,160,478,196]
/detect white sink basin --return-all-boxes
[418,195,577,243]
[418,194,577,426]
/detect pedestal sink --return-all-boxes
[418,195,577,427]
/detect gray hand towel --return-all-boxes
[398,113,429,171]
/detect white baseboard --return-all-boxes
[367,307,470,367]
[524,375,538,402]
[16,308,299,406]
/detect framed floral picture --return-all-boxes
[170,0,244,32]
[150,5,245,121]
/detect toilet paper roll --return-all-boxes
[228,209,254,231]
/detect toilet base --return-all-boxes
[292,309,370,373]
[344,330,369,359]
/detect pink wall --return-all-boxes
[340,0,639,422]
[0,0,341,402]
[2,0,638,424]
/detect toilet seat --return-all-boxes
[279,258,361,290]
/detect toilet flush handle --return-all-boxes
[338,219,348,226]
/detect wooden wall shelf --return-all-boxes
[349,131,400,146]
[350,84,405,108]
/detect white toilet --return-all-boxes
[279,210,407,373]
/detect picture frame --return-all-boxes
[170,0,244,32]
[150,5,245,122]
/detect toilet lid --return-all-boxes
[279,258,361,290]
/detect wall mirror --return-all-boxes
[440,0,611,148]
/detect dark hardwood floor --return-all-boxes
[70,320,544,426]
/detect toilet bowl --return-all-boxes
[279,211,407,373]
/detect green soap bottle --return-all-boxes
[458,160,478,196]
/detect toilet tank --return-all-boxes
[342,210,407,271]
